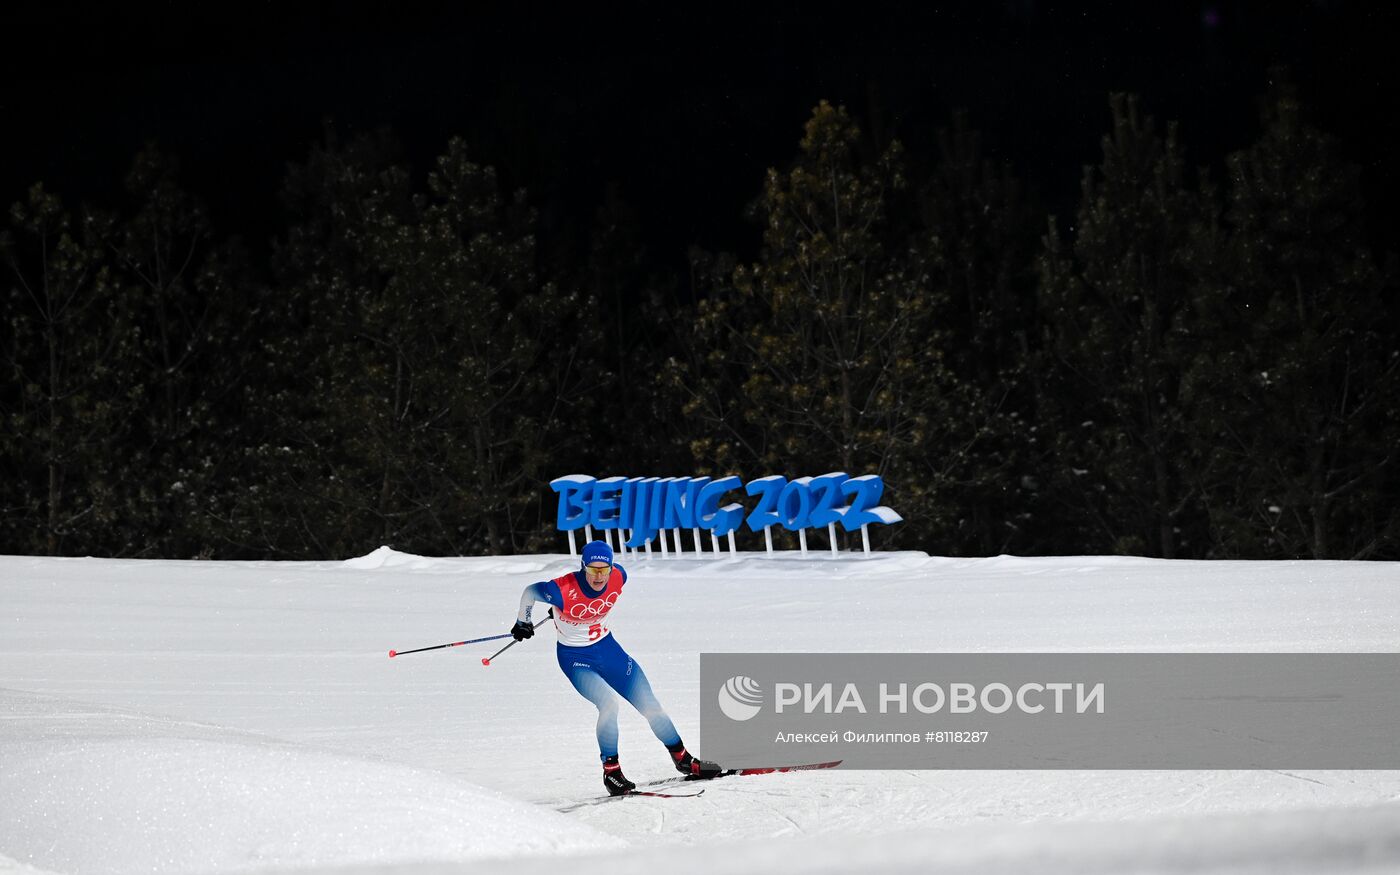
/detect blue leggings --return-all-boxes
[557,634,680,762]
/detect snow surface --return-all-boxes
[2,549,1399,874]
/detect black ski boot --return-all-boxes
[668,741,723,779]
[602,755,635,796]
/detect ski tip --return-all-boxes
[388,650,397,658]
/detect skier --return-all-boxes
[510,539,722,795]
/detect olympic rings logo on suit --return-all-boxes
[567,591,619,620]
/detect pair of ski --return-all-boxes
[557,760,841,811]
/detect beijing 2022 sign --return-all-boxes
[551,473,901,550]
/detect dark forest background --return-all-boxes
[3,6,1397,560]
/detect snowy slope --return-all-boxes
[2,550,1399,874]
[0,688,621,874]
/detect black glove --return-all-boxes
[510,619,534,641]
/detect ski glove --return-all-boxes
[510,619,535,641]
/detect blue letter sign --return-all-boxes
[550,473,901,544]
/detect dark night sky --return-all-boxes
[3,3,1397,269]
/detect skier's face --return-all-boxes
[583,562,611,590]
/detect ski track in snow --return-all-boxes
[2,549,1399,874]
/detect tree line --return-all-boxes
[3,83,1397,560]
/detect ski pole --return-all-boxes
[390,609,552,659]
[389,632,510,659]
[480,638,518,667]
[481,608,554,667]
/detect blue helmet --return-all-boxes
[581,540,614,568]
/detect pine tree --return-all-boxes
[250,127,417,556]
[102,145,261,556]
[915,112,1043,554]
[0,185,136,554]
[1038,94,1217,557]
[660,244,767,479]
[574,186,677,476]
[255,132,587,557]
[920,112,1038,388]
[386,136,591,554]
[670,101,978,547]
[1195,83,1398,558]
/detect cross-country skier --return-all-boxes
[510,539,722,795]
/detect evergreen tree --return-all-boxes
[659,244,763,477]
[670,101,980,548]
[256,132,587,556]
[388,136,592,554]
[249,127,417,556]
[1194,83,1398,558]
[920,112,1038,387]
[915,112,1043,554]
[103,145,262,556]
[575,186,680,476]
[1038,94,1217,557]
[0,185,136,554]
